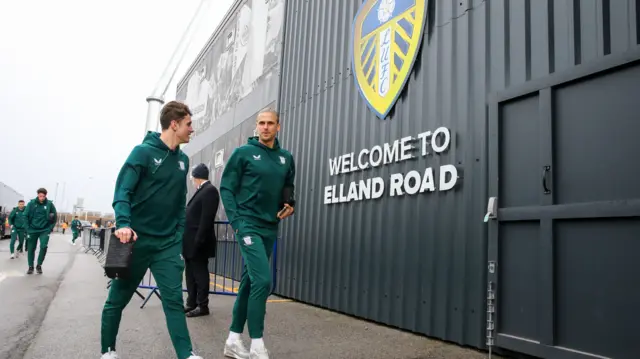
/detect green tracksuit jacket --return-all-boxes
[220,136,296,231]
[71,219,82,232]
[25,198,57,234]
[9,207,27,230]
[112,131,189,239]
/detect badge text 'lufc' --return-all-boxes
[323,127,459,205]
[352,0,428,119]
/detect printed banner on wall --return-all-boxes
[179,0,285,138]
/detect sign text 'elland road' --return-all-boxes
[324,127,458,205]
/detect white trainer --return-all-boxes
[224,339,250,359]
[250,347,270,359]
[100,350,119,359]
[10,253,15,259]
[187,356,203,359]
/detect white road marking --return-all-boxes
[0,272,6,283]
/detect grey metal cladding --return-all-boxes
[276,0,640,350]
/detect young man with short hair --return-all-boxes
[100,101,203,359]
[8,200,27,259]
[25,188,57,274]
[220,108,296,359]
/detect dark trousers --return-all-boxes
[185,258,210,309]
[99,229,106,251]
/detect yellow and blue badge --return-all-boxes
[352,0,428,120]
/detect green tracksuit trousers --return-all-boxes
[101,236,194,359]
[10,228,26,254]
[230,222,277,339]
[71,229,79,243]
[27,230,50,267]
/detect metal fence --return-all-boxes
[206,221,278,296]
[137,221,278,308]
[81,227,110,264]
[79,221,278,309]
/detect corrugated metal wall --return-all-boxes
[276,0,640,350]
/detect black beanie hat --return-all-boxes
[191,163,209,180]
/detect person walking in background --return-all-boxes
[61,221,68,234]
[183,163,220,318]
[100,101,203,359]
[220,108,296,359]
[0,211,8,239]
[25,188,57,274]
[8,200,27,259]
[71,216,82,245]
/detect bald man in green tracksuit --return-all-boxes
[220,109,296,359]
[100,101,202,359]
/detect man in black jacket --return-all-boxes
[183,163,220,318]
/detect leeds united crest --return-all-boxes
[352,0,428,120]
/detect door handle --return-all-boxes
[542,165,551,194]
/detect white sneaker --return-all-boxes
[249,347,269,359]
[100,350,119,359]
[10,253,15,259]
[224,339,250,359]
[187,356,203,359]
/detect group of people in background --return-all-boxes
[6,188,58,274]
[6,191,114,272]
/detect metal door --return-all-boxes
[487,49,640,359]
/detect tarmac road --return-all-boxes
[0,232,499,359]
[0,233,75,359]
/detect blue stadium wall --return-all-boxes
[179,0,640,355]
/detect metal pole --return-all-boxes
[144,0,214,134]
[144,96,165,135]
[60,182,66,211]
[54,182,59,204]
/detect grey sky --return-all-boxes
[0,0,234,213]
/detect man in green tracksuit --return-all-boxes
[25,188,57,274]
[8,200,27,259]
[100,101,203,359]
[220,108,296,359]
[71,216,82,245]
